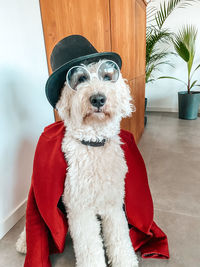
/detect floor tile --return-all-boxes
[2,216,25,244]
[145,112,200,155]
[147,147,200,217]
[0,217,25,267]
[139,209,200,267]
[50,234,75,267]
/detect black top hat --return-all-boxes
[45,35,122,108]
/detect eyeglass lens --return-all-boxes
[98,61,119,82]
[67,66,90,90]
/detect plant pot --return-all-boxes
[145,97,147,110]
[144,97,147,126]
[178,91,200,120]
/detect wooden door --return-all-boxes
[40,0,111,121]
[110,0,146,142]
[39,0,146,143]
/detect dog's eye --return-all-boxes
[98,60,120,83]
[67,66,90,90]
[103,74,112,81]
[78,75,88,83]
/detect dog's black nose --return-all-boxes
[89,94,106,108]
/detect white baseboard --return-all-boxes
[0,199,27,239]
[146,107,178,112]
[146,107,200,113]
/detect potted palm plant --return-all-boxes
[146,0,194,83]
[145,0,194,124]
[159,25,200,120]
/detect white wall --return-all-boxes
[146,0,200,112]
[0,0,53,238]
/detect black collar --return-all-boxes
[81,139,106,147]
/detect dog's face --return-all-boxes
[56,60,134,136]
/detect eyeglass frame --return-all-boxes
[66,59,120,90]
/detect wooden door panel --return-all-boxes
[110,0,146,142]
[40,0,111,73]
[121,76,145,143]
[135,0,146,78]
[134,75,145,141]
[109,0,136,80]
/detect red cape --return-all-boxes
[24,121,169,267]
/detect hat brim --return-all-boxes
[45,52,122,108]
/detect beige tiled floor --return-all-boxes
[1,112,200,267]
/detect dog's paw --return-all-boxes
[16,228,27,254]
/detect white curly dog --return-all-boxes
[16,59,138,267]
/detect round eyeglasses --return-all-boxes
[66,60,120,90]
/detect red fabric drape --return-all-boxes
[24,121,169,266]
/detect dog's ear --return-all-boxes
[56,84,73,120]
[120,79,135,118]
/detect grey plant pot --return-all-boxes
[144,97,147,126]
[178,91,200,120]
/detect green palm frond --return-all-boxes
[191,63,200,79]
[146,59,175,84]
[146,64,156,83]
[158,76,188,86]
[155,0,195,29]
[147,50,175,65]
[173,25,197,76]
[160,25,199,93]
[173,39,190,62]
[146,29,172,65]
[147,6,157,24]
[190,80,197,89]
[146,27,174,82]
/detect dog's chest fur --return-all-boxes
[61,133,128,213]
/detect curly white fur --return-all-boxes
[16,60,138,267]
[58,60,138,267]
[16,227,26,254]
